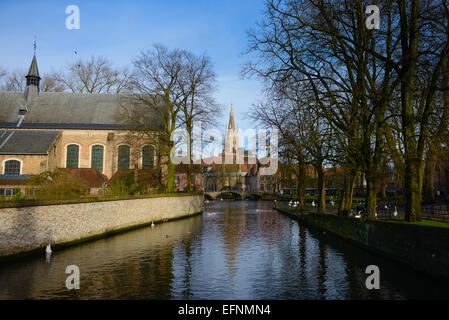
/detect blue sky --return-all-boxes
[0,0,266,131]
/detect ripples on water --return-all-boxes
[0,201,448,300]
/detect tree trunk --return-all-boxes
[317,165,326,214]
[167,139,175,193]
[186,124,192,193]
[297,161,306,211]
[404,160,421,221]
[423,150,437,203]
[339,168,356,216]
[399,0,421,222]
[366,173,377,219]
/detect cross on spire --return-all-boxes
[33,36,37,55]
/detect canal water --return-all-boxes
[0,201,448,299]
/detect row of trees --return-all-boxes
[245,0,449,221]
[0,46,221,194]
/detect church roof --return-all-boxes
[0,92,163,130]
[0,129,60,154]
[26,55,40,78]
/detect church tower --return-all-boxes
[24,40,41,102]
[224,105,239,155]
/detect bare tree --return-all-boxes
[0,68,26,91]
[125,44,195,192]
[180,52,220,191]
[41,72,66,92]
[56,56,133,94]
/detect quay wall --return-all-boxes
[277,209,449,281]
[0,195,203,260]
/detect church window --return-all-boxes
[118,145,131,170]
[4,160,21,175]
[142,146,154,169]
[91,145,104,172]
[66,145,79,168]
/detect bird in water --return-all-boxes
[46,244,52,254]
[394,206,398,217]
[311,200,316,207]
[151,221,155,228]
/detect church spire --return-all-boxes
[228,104,235,130]
[26,37,41,89]
[24,39,41,101]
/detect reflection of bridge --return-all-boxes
[204,191,264,200]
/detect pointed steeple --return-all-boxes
[27,55,40,78]
[228,104,235,130]
[26,55,41,89]
[24,50,41,102]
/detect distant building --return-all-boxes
[202,106,282,193]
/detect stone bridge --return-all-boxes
[204,191,264,200]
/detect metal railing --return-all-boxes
[376,201,449,222]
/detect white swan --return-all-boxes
[46,244,52,254]
[394,206,398,217]
[311,200,316,207]
[151,221,155,228]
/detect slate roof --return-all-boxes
[0,129,60,154]
[0,92,163,130]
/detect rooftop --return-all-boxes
[0,129,60,154]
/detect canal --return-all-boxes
[0,201,447,299]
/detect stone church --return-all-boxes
[0,54,163,196]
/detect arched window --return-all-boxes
[118,145,131,170]
[142,146,154,169]
[91,145,104,172]
[66,144,79,168]
[4,160,21,175]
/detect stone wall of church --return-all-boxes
[0,154,49,175]
[0,194,203,259]
[56,129,159,178]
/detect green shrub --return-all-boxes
[107,172,145,196]
[27,171,86,199]
[11,188,25,201]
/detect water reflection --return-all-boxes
[0,200,448,299]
